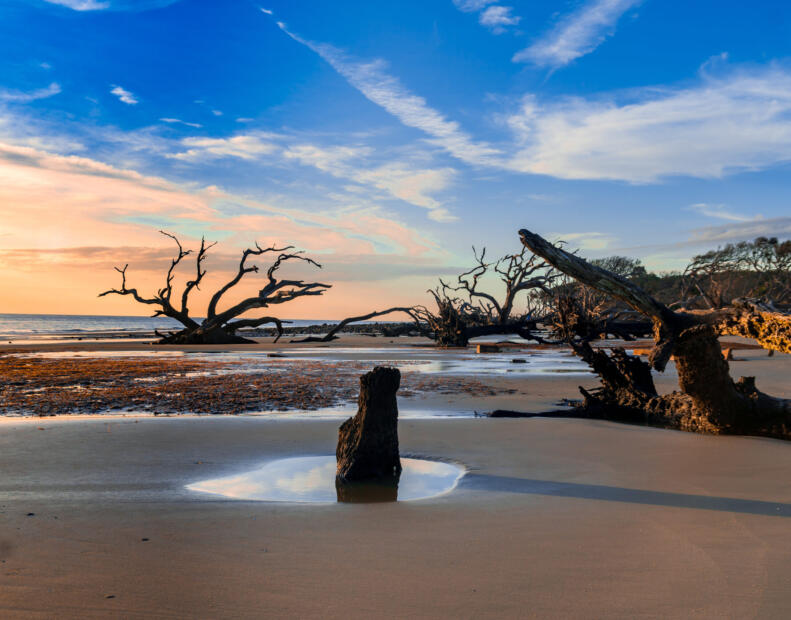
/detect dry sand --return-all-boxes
[1,339,790,618]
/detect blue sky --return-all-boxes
[1,0,790,315]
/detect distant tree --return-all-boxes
[683,237,791,308]
[591,256,647,280]
[100,231,330,344]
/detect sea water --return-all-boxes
[0,313,343,340]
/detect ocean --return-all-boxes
[0,313,338,339]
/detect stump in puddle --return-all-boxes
[336,366,402,483]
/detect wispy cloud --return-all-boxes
[506,65,791,182]
[110,85,138,105]
[43,0,181,10]
[513,0,641,67]
[281,143,371,170]
[160,117,203,129]
[168,134,279,161]
[259,7,273,15]
[356,165,457,222]
[479,6,521,34]
[453,1,521,35]
[553,231,616,251]
[688,203,756,222]
[452,0,497,12]
[166,130,457,220]
[0,82,61,103]
[275,22,502,167]
[44,0,110,10]
[689,217,791,245]
[283,144,458,221]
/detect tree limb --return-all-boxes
[290,307,420,343]
[206,243,294,319]
[225,316,290,342]
[180,236,216,315]
[157,230,192,305]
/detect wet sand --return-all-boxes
[1,338,791,618]
[2,414,791,618]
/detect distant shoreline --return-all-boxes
[0,313,419,343]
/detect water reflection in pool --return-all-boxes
[187,456,465,503]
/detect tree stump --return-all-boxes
[336,366,402,482]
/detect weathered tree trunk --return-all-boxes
[155,327,254,345]
[336,367,402,482]
[519,228,791,440]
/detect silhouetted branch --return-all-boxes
[290,307,421,343]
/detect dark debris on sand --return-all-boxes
[0,352,505,416]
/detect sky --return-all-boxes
[1,0,790,318]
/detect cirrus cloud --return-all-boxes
[513,0,641,68]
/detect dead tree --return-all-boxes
[415,247,558,347]
[519,228,791,440]
[99,231,330,344]
[451,246,558,325]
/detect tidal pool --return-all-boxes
[187,456,466,503]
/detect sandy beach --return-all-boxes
[1,338,791,618]
[8,1,791,616]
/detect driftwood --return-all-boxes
[518,228,791,439]
[100,231,330,344]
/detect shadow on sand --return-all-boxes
[463,474,790,517]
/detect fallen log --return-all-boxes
[518,228,791,440]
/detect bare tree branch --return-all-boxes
[206,243,293,319]
[290,307,421,343]
[157,230,192,305]
[180,236,216,316]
